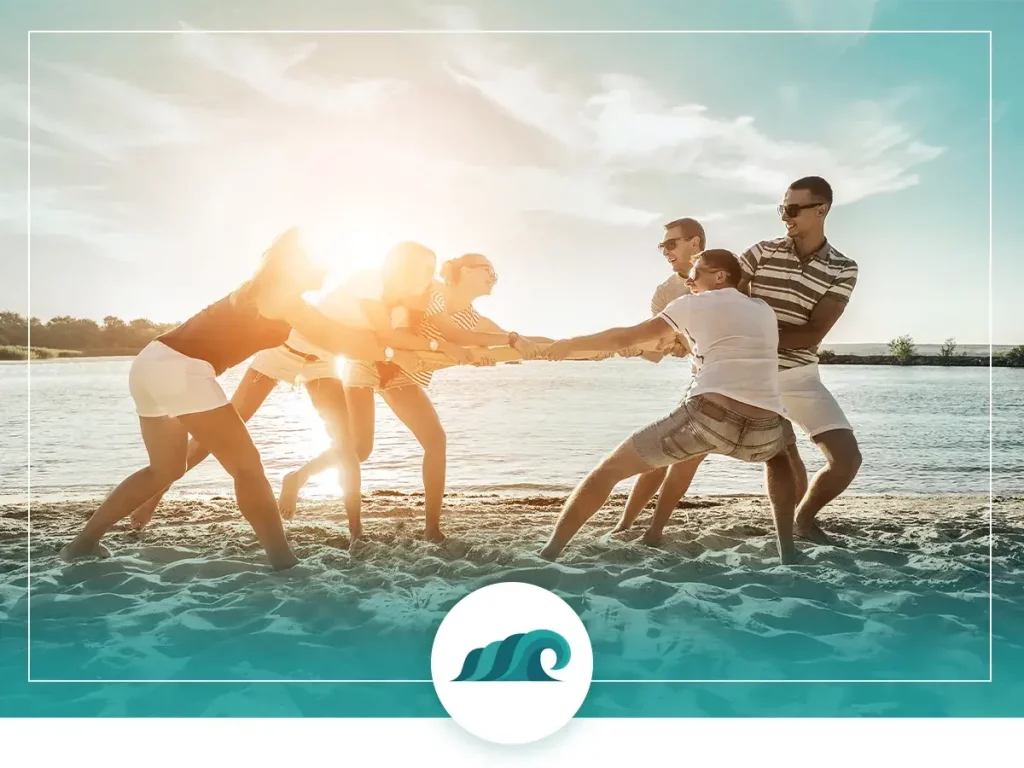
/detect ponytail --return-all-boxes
[441,253,487,285]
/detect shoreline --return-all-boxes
[2,489,1019,505]
[2,348,1021,367]
[7,490,1019,542]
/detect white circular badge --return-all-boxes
[430,581,593,745]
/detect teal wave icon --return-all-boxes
[452,629,572,682]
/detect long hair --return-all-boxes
[231,227,306,309]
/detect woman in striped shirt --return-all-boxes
[281,253,551,543]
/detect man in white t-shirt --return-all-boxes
[541,249,799,564]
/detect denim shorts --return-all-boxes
[630,395,795,468]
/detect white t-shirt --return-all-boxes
[658,287,785,415]
[286,269,410,358]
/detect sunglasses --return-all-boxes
[778,202,822,218]
[686,264,724,282]
[658,238,680,252]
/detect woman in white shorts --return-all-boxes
[126,242,475,542]
[59,228,400,570]
[278,253,553,543]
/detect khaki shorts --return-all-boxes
[631,395,795,468]
[342,360,419,392]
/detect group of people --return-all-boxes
[59,174,861,570]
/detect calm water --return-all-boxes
[1,357,1022,498]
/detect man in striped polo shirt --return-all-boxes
[738,176,862,544]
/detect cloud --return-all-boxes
[1,64,231,163]
[175,26,406,114]
[1,185,163,262]
[436,27,946,212]
[783,0,880,31]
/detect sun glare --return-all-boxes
[301,216,394,299]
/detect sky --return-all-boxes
[0,0,1020,345]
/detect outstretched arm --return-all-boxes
[427,312,516,348]
[277,300,391,361]
[546,317,677,360]
[472,315,554,344]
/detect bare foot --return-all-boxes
[129,497,160,531]
[539,544,560,561]
[778,542,800,564]
[609,522,631,534]
[794,518,832,545]
[59,540,112,562]
[641,529,664,547]
[270,551,301,571]
[278,472,302,520]
[348,526,365,544]
[424,526,446,544]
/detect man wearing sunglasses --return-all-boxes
[541,249,799,564]
[610,217,708,535]
[734,176,861,545]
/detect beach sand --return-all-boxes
[2,492,1022,716]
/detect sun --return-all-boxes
[299,215,393,297]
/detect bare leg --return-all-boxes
[339,386,376,540]
[612,467,667,532]
[177,405,297,570]
[794,429,862,544]
[785,443,810,505]
[278,449,335,516]
[642,455,704,546]
[61,416,189,560]
[130,369,278,530]
[279,377,362,540]
[382,385,447,543]
[347,387,377,464]
[540,438,653,561]
[765,452,798,563]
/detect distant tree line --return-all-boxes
[0,311,176,359]
[819,336,1023,367]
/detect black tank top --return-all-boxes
[156,293,292,376]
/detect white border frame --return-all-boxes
[24,27,995,688]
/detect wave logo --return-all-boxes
[431,582,593,745]
[452,629,572,682]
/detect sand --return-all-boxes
[2,492,1022,716]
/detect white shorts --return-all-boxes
[249,345,338,385]
[779,363,852,438]
[128,341,229,418]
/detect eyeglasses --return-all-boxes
[658,238,680,252]
[778,202,822,218]
[467,263,498,282]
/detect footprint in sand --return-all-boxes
[611,575,677,610]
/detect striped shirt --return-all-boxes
[407,289,481,388]
[740,237,857,369]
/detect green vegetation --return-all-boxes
[888,335,917,365]
[1002,345,1024,367]
[0,345,83,361]
[0,311,176,360]
[939,337,958,359]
